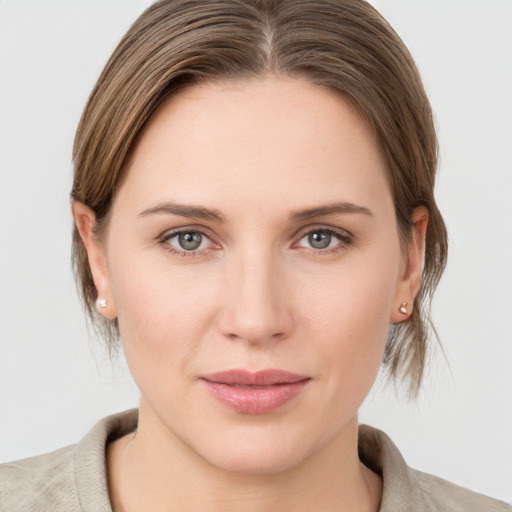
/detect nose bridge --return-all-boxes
[219,244,291,344]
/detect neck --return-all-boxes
[107,401,382,512]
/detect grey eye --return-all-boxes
[297,229,348,251]
[163,229,215,255]
[178,232,203,250]
[308,231,332,249]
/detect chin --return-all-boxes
[188,421,324,476]
[205,442,306,475]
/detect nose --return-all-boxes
[217,248,293,345]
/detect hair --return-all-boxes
[71,0,448,396]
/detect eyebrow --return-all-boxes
[138,200,372,223]
[138,202,226,222]
[289,202,373,221]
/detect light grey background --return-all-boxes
[1,0,511,501]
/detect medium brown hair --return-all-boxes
[71,0,448,396]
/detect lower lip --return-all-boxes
[201,379,309,415]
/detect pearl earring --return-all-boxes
[399,302,408,314]
[96,298,107,309]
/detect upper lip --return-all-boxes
[202,369,310,386]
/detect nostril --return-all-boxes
[223,328,287,344]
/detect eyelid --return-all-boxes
[293,224,353,242]
[158,222,218,238]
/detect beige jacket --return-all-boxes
[1,409,509,511]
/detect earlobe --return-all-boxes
[72,200,117,319]
[390,206,429,323]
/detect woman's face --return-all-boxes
[80,77,421,473]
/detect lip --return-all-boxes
[201,369,310,415]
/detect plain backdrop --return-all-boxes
[0,0,511,502]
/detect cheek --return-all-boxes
[107,247,222,380]
[297,251,399,391]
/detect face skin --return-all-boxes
[74,77,427,511]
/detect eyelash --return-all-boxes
[158,226,353,258]
[158,228,217,258]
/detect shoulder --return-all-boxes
[0,409,138,512]
[358,424,511,512]
[410,468,511,512]
[0,444,81,512]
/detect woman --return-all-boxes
[1,1,510,510]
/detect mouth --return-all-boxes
[200,369,311,415]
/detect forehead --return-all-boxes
[118,77,392,217]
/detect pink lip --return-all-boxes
[201,369,310,415]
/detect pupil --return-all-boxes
[179,232,202,250]
[309,231,331,249]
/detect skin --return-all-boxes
[74,77,428,512]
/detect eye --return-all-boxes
[296,228,351,251]
[162,230,214,253]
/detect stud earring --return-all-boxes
[96,298,107,310]
[399,302,408,314]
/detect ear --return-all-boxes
[72,200,117,319]
[390,206,429,323]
